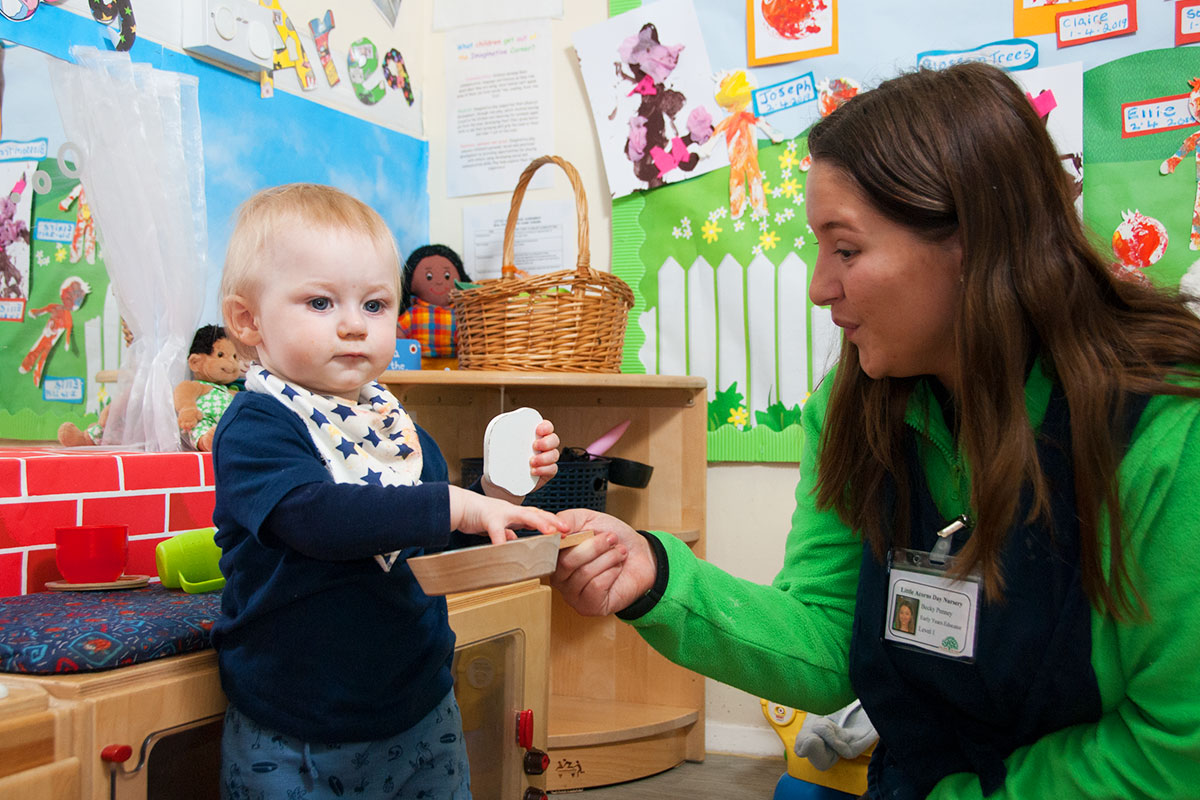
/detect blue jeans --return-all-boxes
[220,689,472,799]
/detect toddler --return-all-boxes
[210,183,566,799]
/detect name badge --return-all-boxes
[885,547,981,662]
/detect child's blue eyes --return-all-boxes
[306,298,389,312]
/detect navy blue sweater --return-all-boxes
[211,390,472,743]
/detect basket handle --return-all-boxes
[501,155,589,278]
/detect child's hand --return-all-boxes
[482,419,561,502]
[449,485,568,545]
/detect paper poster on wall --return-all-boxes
[574,0,728,199]
[1013,0,1109,38]
[605,0,1182,462]
[0,158,34,308]
[462,198,572,280]
[746,0,838,67]
[0,11,431,441]
[445,18,553,198]
[613,134,817,461]
[1012,62,1085,212]
[1084,47,1200,290]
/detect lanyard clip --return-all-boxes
[929,514,969,566]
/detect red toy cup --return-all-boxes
[54,524,129,584]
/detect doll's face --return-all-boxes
[188,337,243,385]
[410,254,461,307]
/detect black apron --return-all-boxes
[848,386,1149,799]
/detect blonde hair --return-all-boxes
[219,183,402,354]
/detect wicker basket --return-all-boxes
[452,155,634,372]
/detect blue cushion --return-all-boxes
[0,584,221,674]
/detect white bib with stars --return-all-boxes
[246,364,424,572]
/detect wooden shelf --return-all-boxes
[379,370,709,789]
[380,369,706,390]
[548,695,699,748]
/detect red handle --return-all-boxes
[516,708,534,749]
[101,744,133,763]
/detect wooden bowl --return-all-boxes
[409,531,592,596]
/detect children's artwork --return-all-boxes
[262,0,317,91]
[573,0,727,198]
[1110,209,1167,286]
[747,0,838,67]
[1158,78,1200,250]
[0,166,32,304]
[0,9,430,441]
[308,10,341,87]
[1011,62,1084,211]
[19,275,89,387]
[700,70,783,219]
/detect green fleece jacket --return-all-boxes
[628,362,1200,799]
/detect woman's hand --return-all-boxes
[449,485,568,545]
[481,419,561,502]
[551,508,658,617]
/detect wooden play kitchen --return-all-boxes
[382,368,708,791]
[0,580,553,800]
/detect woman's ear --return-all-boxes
[222,294,262,348]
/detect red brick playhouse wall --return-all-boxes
[0,448,215,596]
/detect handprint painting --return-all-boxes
[748,0,838,67]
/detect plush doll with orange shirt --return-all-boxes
[174,324,243,451]
[396,244,471,359]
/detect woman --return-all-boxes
[551,62,1200,800]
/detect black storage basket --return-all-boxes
[460,456,609,513]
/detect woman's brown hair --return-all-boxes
[807,62,1200,618]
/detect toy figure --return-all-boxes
[174,324,243,452]
[1,172,30,299]
[701,70,783,219]
[57,401,111,447]
[1159,77,1200,251]
[397,244,470,360]
[19,275,90,386]
[616,22,713,189]
[56,320,134,447]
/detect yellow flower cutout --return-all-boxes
[728,406,749,427]
[779,149,799,170]
[780,177,800,198]
[55,245,67,262]
[701,219,722,243]
[759,230,780,251]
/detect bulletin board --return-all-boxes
[0,3,430,441]
[581,0,1200,461]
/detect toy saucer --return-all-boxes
[44,574,151,592]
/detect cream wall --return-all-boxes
[424,3,796,758]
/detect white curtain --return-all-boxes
[49,47,207,452]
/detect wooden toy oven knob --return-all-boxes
[516,708,534,749]
[522,788,547,800]
[101,744,133,763]
[523,748,549,775]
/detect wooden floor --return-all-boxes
[556,753,787,799]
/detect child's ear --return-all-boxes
[223,295,262,348]
[187,352,205,373]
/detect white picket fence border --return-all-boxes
[637,251,840,422]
